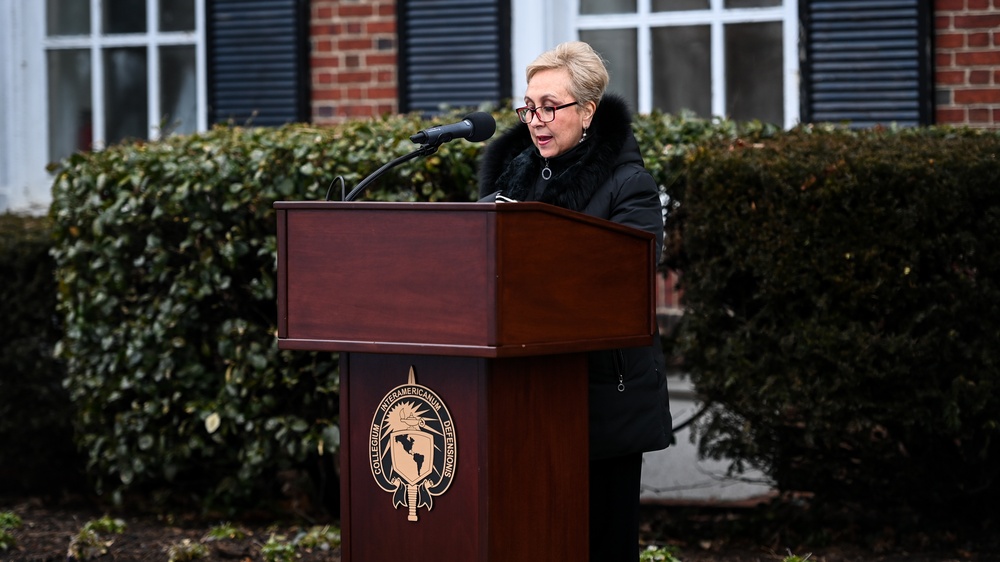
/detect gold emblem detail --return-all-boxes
[369,366,457,522]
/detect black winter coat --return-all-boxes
[478,94,673,459]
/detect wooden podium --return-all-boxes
[274,201,656,562]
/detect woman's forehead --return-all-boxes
[525,68,572,102]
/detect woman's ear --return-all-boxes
[582,100,598,128]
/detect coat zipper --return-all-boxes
[614,349,625,392]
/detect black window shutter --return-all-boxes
[801,0,933,127]
[208,0,310,126]
[399,0,511,114]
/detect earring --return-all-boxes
[580,127,588,143]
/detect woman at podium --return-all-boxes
[478,41,673,561]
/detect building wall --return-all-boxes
[310,0,399,124]
[309,1,999,129]
[933,0,1000,128]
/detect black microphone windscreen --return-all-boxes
[465,112,497,142]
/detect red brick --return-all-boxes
[968,0,990,8]
[338,4,373,17]
[657,271,682,309]
[954,88,1000,103]
[934,0,964,9]
[312,89,343,102]
[366,21,396,34]
[337,38,374,50]
[956,50,1000,66]
[310,23,338,35]
[311,55,341,69]
[954,14,1000,29]
[366,54,397,66]
[936,107,966,124]
[936,52,955,67]
[313,39,333,53]
[368,87,398,99]
[970,70,991,84]
[968,32,991,47]
[995,69,1000,83]
[338,71,374,84]
[968,107,991,122]
[339,105,374,118]
[936,70,966,85]
[935,32,965,49]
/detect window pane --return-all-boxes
[160,46,197,135]
[725,21,783,124]
[160,0,196,32]
[579,29,638,110]
[725,0,782,7]
[46,0,91,36]
[651,25,711,117]
[47,49,93,162]
[104,0,147,34]
[581,0,637,15]
[652,0,709,11]
[104,47,149,144]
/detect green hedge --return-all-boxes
[664,125,1000,519]
[0,213,84,496]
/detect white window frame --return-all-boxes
[1,2,49,212]
[43,0,208,149]
[0,0,207,213]
[510,0,799,129]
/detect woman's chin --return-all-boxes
[536,144,560,159]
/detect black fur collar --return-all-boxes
[478,94,637,212]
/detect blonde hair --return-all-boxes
[526,41,609,107]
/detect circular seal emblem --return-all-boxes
[369,366,458,522]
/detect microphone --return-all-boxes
[344,112,496,201]
[409,112,496,145]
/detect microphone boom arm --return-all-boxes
[343,142,441,201]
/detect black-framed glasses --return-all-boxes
[515,101,579,124]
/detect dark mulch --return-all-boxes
[638,501,996,562]
[1,496,995,561]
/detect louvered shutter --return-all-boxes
[801,0,933,127]
[208,0,309,125]
[399,0,510,114]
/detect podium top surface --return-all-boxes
[275,201,656,357]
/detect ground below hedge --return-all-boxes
[1,496,994,561]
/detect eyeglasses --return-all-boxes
[515,102,579,124]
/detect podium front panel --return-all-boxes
[340,352,589,562]
[280,206,495,348]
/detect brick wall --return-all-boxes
[310,0,398,124]
[934,0,1000,128]
[656,270,683,335]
